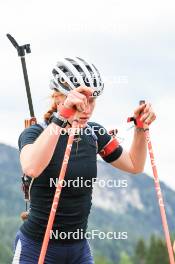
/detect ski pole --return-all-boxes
[6,33,36,126]
[38,117,79,264]
[128,100,175,264]
[6,34,37,220]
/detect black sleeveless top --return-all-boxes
[18,121,123,243]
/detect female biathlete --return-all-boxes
[12,57,156,263]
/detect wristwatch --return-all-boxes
[51,112,68,128]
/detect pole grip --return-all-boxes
[6,34,19,49]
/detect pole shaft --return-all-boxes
[145,129,175,264]
[38,120,79,264]
[20,57,35,117]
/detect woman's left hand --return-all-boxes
[134,102,156,126]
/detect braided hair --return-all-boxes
[43,90,62,123]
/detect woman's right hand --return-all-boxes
[63,86,93,112]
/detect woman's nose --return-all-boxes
[84,102,91,114]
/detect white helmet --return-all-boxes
[50,57,104,97]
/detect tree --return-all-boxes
[146,235,169,264]
[0,242,13,264]
[95,255,113,264]
[133,238,147,264]
[119,252,133,264]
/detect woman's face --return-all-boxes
[71,96,96,127]
[53,90,96,127]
